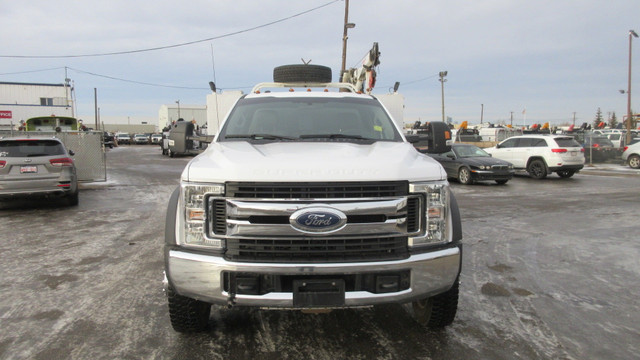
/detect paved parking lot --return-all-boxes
[1,146,638,360]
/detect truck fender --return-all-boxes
[450,192,462,242]
[165,186,180,245]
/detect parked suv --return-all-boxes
[163,64,462,332]
[0,137,78,205]
[622,142,640,169]
[485,135,584,179]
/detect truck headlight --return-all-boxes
[408,181,450,247]
[178,182,225,249]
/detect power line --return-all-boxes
[0,1,340,59]
[67,67,209,90]
[0,67,65,76]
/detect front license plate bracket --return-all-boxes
[293,279,345,307]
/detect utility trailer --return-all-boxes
[167,122,215,157]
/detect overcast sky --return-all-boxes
[2,0,640,126]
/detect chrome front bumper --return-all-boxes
[165,246,461,307]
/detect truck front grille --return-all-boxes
[224,236,409,263]
[225,181,408,199]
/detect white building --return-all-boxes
[158,104,207,132]
[0,81,74,130]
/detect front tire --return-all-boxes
[495,179,509,185]
[167,285,211,333]
[412,278,459,329]
[628,154,640,169]
[527,159,547,179]
[458,167,473,185]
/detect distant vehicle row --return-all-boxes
[111,133,162,145]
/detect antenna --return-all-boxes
[210,43,221,133]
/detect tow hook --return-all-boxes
[227,292,236,308]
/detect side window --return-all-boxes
[517,138,533,147]
[532,139,548,147]
[500,138,518,148]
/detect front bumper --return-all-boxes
[165,246,461,308]
[471,170,515,181]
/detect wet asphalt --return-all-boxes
[0,145,638,360]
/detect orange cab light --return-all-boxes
[307,88,312,92]
[324,89,329,92]
[289,88,294,92]
[255,90,261,94]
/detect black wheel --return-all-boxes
[495,179,509,185]
[64,190,79,206]
[527,159,547,179]
[273,64,332,83]
[458,167,473,185]
[628,154,640,169]
[557,170,576,178]
[167,285,211,333]
[412,278,459,329]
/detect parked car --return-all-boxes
[428,144,514,185]
[582,134,619,162]
[116,133,131,145]
[485,135,584,179]
[0,137,78,205]
[622,142,640,169]
[103,132,115,148]
[133,134,149,145]
[151,134,163,144]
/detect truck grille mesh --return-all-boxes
[224,236,409,263]
[225,181,408,199]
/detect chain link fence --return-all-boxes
[0,130,107,182]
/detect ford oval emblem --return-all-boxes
[290,207,347,234]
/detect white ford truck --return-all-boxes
[164,65,462,332]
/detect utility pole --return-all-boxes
[573,112,576,127]
[439,71,448,122]
[340,0,355,81]
[480,104,484,124]
[626,30,638,145]
[94,88,98,129]
[510,111,513,126]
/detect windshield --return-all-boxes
[0,140,66,157]
[453,144,490,158]
[218,96,402,143]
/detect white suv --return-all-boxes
[485,135,584,179]
[622,142,640,169]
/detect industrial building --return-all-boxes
[0,81,74,131]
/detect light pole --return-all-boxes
[340,0,355,81]
[626,30,638,145]
[439,71,448,122]
[176,100,181,119]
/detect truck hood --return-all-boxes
[182,141,446,183]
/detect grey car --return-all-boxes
[0,137,78,205]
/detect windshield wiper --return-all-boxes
[299,134,372,140]
[225,134,297,141]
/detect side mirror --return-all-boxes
[446,154,455,159]
[419,121,452,154]
[68,150,75,156]
[405,134,420,144]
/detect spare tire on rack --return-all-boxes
[273,64,332,83]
